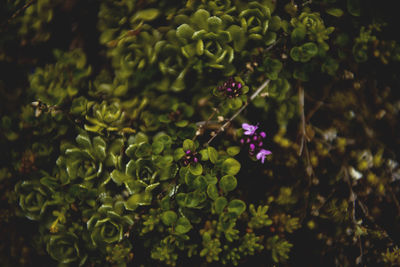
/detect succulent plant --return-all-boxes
[46,232,82,264]
[87,199,134,247]
[29,49,91,106]
[15,180,51,220]
[55,133,118,185]
[4,0,400,266]
[175,9,239,75]
[84,101,127,134]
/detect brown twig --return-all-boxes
[342,166,364,266]
[1,0,37,31]
[298,85,310,157]
[193,107,219,141]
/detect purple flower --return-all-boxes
[242,123,258,135]
[256,149,272,164]
[217,77,243,98]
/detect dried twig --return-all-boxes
[342,166,364,265]
[1,0,36,31]
[298,85,308,156]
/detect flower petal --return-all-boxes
[242,123,251,130]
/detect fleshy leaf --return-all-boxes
[219,175,237,193]
[227,199,246,216]
[222,158,241,175]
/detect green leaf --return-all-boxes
[135,142,152,158]
[177,24,195,40]
[207,146,218,163]
[152,141,164,155]
[204,174,218,185]
[183,139,196,152]
[126,160,136,176]
[227,199,246,216]
[125,144,137,158]
[228,25,246,51]
[219,175,237,193]
[192,29,207,40]
[175,120,189,127]
[76,133,91,149]
[125,192,152,211]
[189,163,203,176]
[214,197,228,214]
[199,149,209,161]
[191,9,210,30]
[185,191,206,208]
[196,39,204,55]
[153,133,172,146]
[174,148,185,161]
[227,146,240,156]
[207,184,219,200]
[222,158,241,175]
[92,136,107,160]
[347,0,361,16]
[131,8,160,22]
[110,170,128,185]
[207,16,222,32]
[132,132,149,144]
[176,193,187,207]
[161,211,178,226]
[175,217,192,234]
[194,176,208,191]
[291,27,306,43]
[145,183,160,193]
[269,15,282,31]
[228,98,242,110]
[185,171,197,187]
[326,8,344,17]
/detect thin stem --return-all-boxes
[298,85,308,156]
[342,166,364,265]
[1,0,36,30]
[205,79,270,146]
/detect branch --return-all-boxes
[1,0,37,31]
[342,166,364,265]
[205,79,270,146]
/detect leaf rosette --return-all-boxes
[56,133,115,185]
[175,9,238,74]
[238,2,273,42]
[46,232,81,264]
[15,180,51,220]
[87,201,134,246]
[84,101,126,133]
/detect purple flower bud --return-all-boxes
[227,88,232,92]
[246,138,250,143]
[253,135,258,141]
[258,141,263,147]
[260,132,266,138]
[240,139,244,144]
[238,83,242,89]
[232,82,236,87]
[193,157,198,163]
[186,150,191,154]
[250,143,255,150]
